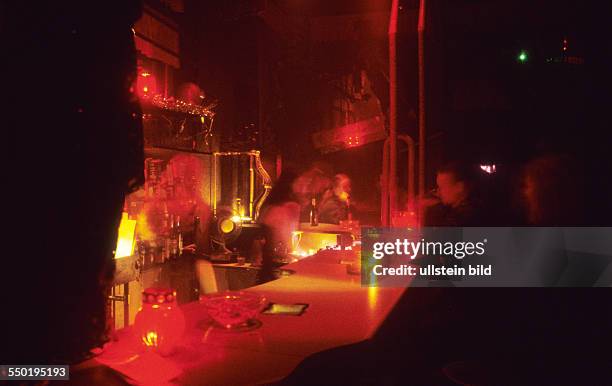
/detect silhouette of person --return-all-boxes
[5,1,144,363]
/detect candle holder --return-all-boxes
[133,288,185,356]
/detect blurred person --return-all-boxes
[513,155,598,288]
[293,162,333,220]
[318,174,352,224]
[255,171,301,265]
[252,170,302,284]
[521,154,584,226]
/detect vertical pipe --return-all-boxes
[254,151,272,221]
[384,135,416,223]
[212,154,217,218]
[408,138,415,206]
[381,139,389,226]
[249,154,255,219]
[231,157,239,214]
[399,135,416,206]
[257,18,265,149]
[109,286,115,330]
[417,0,427,198]
[388,0,399,223]
[123,283,129,328]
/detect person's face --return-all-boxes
[436,172,466,207]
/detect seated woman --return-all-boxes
[254,171,301,281]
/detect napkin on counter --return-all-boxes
[96,350,182,385]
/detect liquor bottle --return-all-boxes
[150,239,159,264]
[309,197,318,226]
[136,236,146,267]
[193,215,201,252]
[162,205,170,262]
[169,214,177,259]
[162,234,170,262]
[175,216,183,257]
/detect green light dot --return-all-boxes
[518,51,528,63]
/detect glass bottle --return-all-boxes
[176,216,183,257]
[309,197,318,226]
[169,214,177,259]
[192,215,201,251]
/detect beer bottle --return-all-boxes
[309,197,318,226]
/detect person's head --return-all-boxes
[264,170,299,208]
[435,162,475,208]
[521,154,583,225]
[292,163,332,204]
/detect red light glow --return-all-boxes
[135,70,157,99]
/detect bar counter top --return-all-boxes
[76,249,411,385]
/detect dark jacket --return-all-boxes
[423,199,484,227]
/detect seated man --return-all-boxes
[423,162,484,226]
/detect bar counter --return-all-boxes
[77,249,411,385]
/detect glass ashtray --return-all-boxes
[201,291,267,330]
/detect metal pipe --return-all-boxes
[388,0,399,222]
[381,140,389,226]
[417,0,427,198]
[123,283,129,328]
[249,154,255,218]
[212,154,217,218]
[383,135,416,223]
[399,135,416,206]
[253,151,272,221]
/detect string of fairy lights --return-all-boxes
[136,70,217,147]
[140,95,216,148]
[146,94,216,118]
